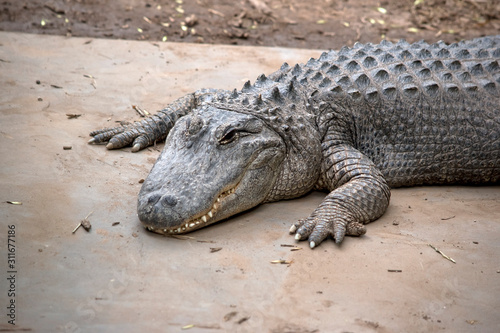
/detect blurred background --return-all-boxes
[1,0,499,49]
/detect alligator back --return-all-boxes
[272,36,500,187]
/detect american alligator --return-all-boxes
[89,36,500,248]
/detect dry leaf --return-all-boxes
[377,7,387,14]
[224,311,238,321]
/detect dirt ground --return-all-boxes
[1,0,500,49]
[0,1,500,333]
[1,31,500,332]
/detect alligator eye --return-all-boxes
[219,129,238,144]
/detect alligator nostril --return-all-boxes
[161,195,178,207]
[147,194,161,205]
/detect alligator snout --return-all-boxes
[160,194,178,207]
[146,193,178,207]
[139,192,183,227]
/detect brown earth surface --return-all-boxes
[1,0,500,49]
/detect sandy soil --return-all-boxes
[0,30,499,333]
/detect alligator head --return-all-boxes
[138,90,322,234]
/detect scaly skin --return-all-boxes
[89,36,500,248]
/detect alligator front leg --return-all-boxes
[290,144,391,248]
[89,88,231,152]
[88,93,197,152]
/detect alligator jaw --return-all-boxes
[143,187,236,235]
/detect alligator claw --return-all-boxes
[333,221,346,244]
[131,135,150,152]
[290,217,366,247]
[89,126,127,146]
[131,143,141,152]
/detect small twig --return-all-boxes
[72,223,82,233]
[428,244,456,263]
[270,259,293,265]
[132,105,150,117]
[82,211,93,226]
[207,8,225,17]
[168,234,195,240]
[440,215,455,220]
[196,239,216,243]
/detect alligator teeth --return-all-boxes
[146,186,239,235]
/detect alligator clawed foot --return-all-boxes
[290,218,366,248]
